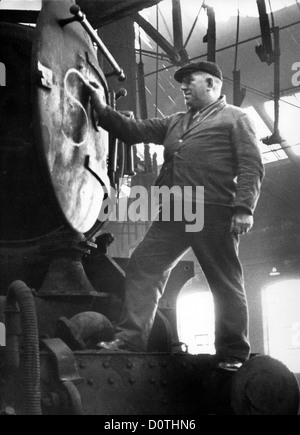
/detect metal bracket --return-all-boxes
[36,61,53,90]
[41,338,83,384]
[84,155,106,188]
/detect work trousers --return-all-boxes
[115,205,250,361]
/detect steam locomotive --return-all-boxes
[0,0,299,415]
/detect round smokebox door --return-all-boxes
[32,0,110,233]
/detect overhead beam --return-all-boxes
[256,0,273,61]
[172,0,183,50]
[144,19,300,78]
[172,0,189,64]
[0,0,164,27]
[77,0,164,27]
[134,13,184,66]
[203,4,216,62]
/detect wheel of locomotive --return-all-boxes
[231,355,300,415]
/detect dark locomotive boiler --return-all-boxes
[0,0,299,416]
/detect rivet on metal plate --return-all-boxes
[129,377,135,385]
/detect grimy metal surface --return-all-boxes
[3,348,299,415]
[32,0,111,234]
[3,351,233,415]
[0,23,64,242]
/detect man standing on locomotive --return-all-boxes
[85,61,264,371]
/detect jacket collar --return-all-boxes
[182,95,227,136]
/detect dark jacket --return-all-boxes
[98,96,265,214]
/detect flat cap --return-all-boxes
[174,61,223,83]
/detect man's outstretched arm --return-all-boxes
[85,81,170,146]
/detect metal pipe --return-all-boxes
[155,5,159,118]
[172,0,184,52]
[135,48,170,59]
[108,90,118,182]
[118,110,136,177]
[137,61,148,120]
[68,5,126,81]
[262,26,282,145]
[137,61,152,173]
[4,281,41,415]
[4,303,20,372]
[273,26,280,136]
[203,5,216,62]
[124,146,136,177]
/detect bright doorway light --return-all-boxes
[177,291,215,355]
[262,279,300,373]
